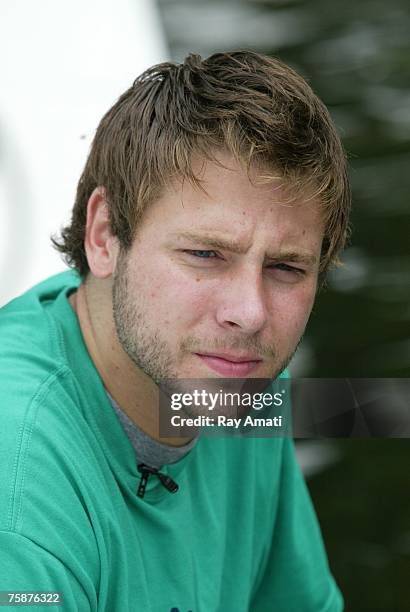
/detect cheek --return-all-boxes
[269,286,316,337]
[144,270,213,324]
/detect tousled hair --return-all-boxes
[52,50,351,277]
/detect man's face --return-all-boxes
[112,152,324,387]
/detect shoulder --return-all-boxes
[0,271,80,388]
[0,272,97,530]
[0,366,79,526]
[0,365,103,587]
[0,363,102,599]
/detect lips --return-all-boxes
[195,352,262,377]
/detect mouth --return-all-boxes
[194,352,262,377]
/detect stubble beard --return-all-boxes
[112,250,178,390]
[112,249,303,402]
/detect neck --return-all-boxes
[69,277,191,447]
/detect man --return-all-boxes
[0,51,349,610]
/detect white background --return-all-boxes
[0,0,167,305]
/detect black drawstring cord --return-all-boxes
[137,463,179,498]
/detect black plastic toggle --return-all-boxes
[137,463,179,498]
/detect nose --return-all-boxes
[215,266,268,334]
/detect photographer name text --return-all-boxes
[170,414,283,429]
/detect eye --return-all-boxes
[273,263,304,274]
[268,263,306,283]
[184,250,219,259]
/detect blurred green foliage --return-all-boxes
[161,0,410,376]
[260,4,410,609]
[260,4,410,610]
[159,2,410,609]
[307,439,410,612]
[257,0,410,377]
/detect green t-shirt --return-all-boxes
[0,272,343,611]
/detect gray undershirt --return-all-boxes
[107,393,198,470]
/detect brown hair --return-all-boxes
[52,50,350,277]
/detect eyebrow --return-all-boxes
[172,231,318,266]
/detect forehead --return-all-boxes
[135,152,324,251]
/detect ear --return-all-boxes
[84,187,119,279]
